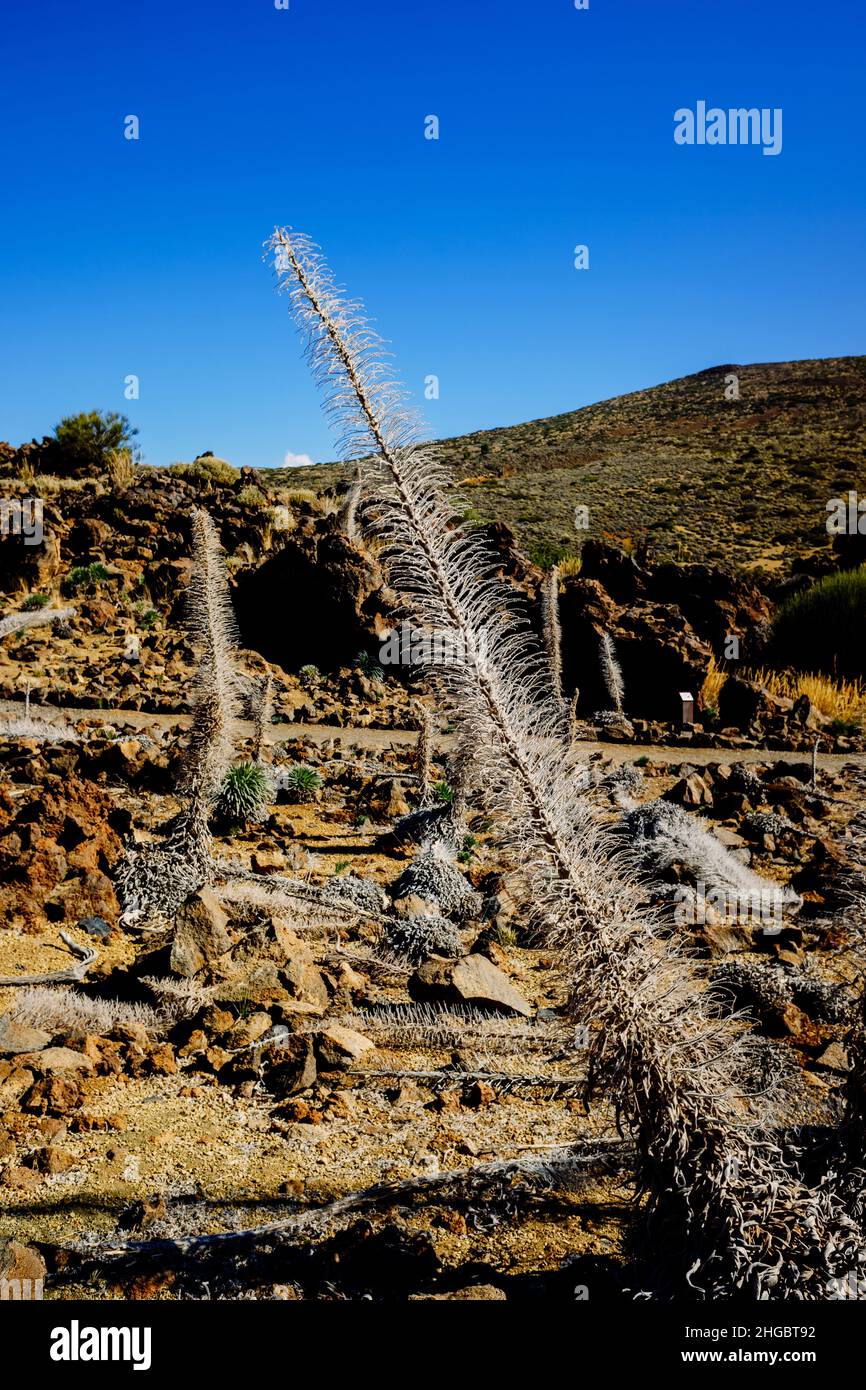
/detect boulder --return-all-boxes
[20,1046,94,1075]
[315,1025,375,1068]
[665,773,713,807]
[410,953,532,1017]
[263,1036,317,1095]
[0,1015,52,1055]
[170,888,232,977]
[0,1239,46,1285]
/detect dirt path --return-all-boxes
[3,700,863,772]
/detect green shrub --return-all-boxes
[528,541,575,570]
[298,663,321,688]
[217,762,270,825]
[769,566,866,680]
[284,764,322,802]
[170,456,239,486]
[66,562,111,591]
[21,593,51,611]
[51,411,137,476]
[356,650,384,682]
[829,718,861,736]
[433,780,453,804]
[457,833,477,864]
[237,484,270,509]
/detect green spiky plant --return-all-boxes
[284,764,322,803]
[298,663,321,689]
[355,649,384,682]
[266,225,865,1298]
[66,562,111,591]
[217,761,270,826]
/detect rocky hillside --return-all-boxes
[0,459,861,752]
[274,356,866,574]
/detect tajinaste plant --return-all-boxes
[540,565,567,720]
[413,699,433,807]
[115,509,382,935]
[116,509,244,927]
[598,630,625,715]
[266,225,865,1297]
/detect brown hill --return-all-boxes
[273,356,866,573]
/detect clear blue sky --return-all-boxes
[1,0,863,468]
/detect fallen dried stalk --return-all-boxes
[348,1066,587,1099]
[0,931,97,986]
[58,1144,626,1263]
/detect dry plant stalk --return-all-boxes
[251,671,273,761]
[336,470,363,541]
[540,565,566,720]
[0,932,97,986]
[168,507,246,867]
[116,508,370,933]
[61,1146,623,1262]
[598,630,625,713]
[116,510,243,927]
[0,606,75,642]
[413,699,433,806]
[700,654,728,711]
[266,225,865,1297]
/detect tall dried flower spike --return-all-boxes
[414,699,433,807]
[252,671,273,762]
[540,564,566,718]
[181,509,244,797]
[267,225,865,1297]
[115,509,243,928]
[599,630,625,714]
[336,470,363,542]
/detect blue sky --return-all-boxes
[1,0,863,468]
